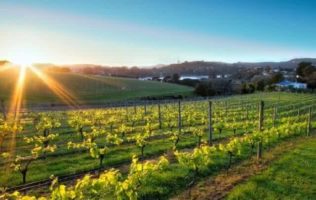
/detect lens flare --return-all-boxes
[4,65,27,182]
[9,65,27,120]
[2,63,81,184]
[29,66,80,108]
[0,65,11,73]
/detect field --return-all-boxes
[0,92,315,199]
[226,135,316,200]
[0,67,194,105]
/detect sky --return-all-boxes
[0,0,316,66]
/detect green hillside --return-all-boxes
[0,67,194,105]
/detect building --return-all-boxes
[138,77,152,81]
[179,75,208,81]
[275,80,307,89]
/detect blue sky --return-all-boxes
[0,0,316,66]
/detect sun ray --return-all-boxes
[2,65,80,184]
[28,66,80,108]
[9,65,27,121]
[0,64,12,73]
[4,65,27,182]
[78,73,122,88]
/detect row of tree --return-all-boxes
[297,62,316,89]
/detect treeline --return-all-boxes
[65,61,242,78]
[44,66,71,73]
[0,60,9,66]
[75,66,155,77]
[296,62,316,88]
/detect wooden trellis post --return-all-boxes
[307,106,312,136]
[0,99,6,121]
[257,100,264,160]
[208,101,213,145]
[273,105,277,127]
[245,104,249,120]
[144,101,147,115]
[258,101,264,131]
[178,100,182,134]
[158,102,162,129]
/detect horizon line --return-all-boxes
[1,57,316,68]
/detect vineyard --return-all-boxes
[0,92,315,199]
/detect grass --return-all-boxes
[226,136,316,200]
[0,67,194,105]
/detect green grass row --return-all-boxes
[226,136,316,200]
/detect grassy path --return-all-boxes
[226,135,316,200]
[173,134,316,200]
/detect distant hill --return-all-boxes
[2,58,316,78]
[2,58,316,71]
[156,58,316,75]
[55,58,316,77]
[231,58,316,68]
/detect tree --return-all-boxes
[0,60,9,66]
[306,72,316,89]
[255,79,265,91]
[270,72,284,84]
[172,73,180,83]
[297,62,312,77]
[248,83,255,93]
[82,67,95,75]
[45,67,71,73]
[180,79,200,87]
[303,65,316,77]
[163,75,171,82]
[241,83,248,94]
[195,82,215,96]
[296,62,316,88]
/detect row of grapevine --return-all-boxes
[1,104,312,199]
[0,92,315,189]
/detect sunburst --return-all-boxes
[29,66,79,108]
[2,58,80,182]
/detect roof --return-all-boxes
[276,80,307,88]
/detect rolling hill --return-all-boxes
[54,58,316,78]
[0,66,194,106]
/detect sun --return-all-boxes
[8,47,38,67]
[11,52,35,67]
